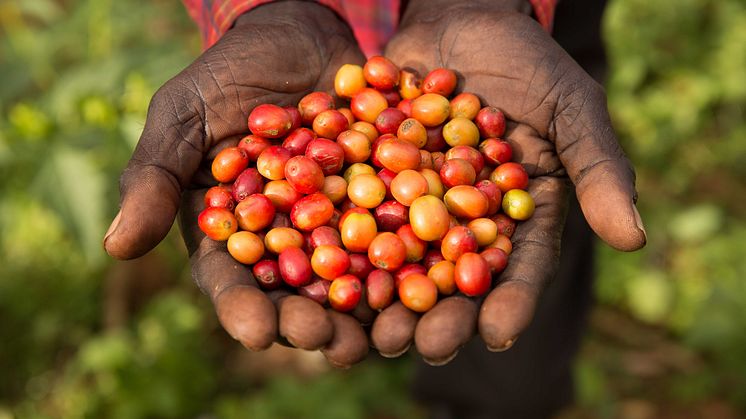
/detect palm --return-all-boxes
[371,10,645,362]
[386,10,588,177]
[105,3,369,367]
[183,20,363,153]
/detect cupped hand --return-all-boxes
[371,0,647,364]
[103,1,368,368]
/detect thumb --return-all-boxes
[104,82,206,259]
[553,80,646,251]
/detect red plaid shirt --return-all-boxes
[182,0,556,56]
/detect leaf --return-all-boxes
[32,145,107,267]
[668,204,723,243]
[78,332,133,372]
[625,271,673,324]
[18,0,64,23]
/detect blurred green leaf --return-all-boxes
[17,0,64,23]
[7,103,51,140]
[574,358,613,417]
[625,271,673,324]
[32,145,106,266]
[667,204,723,243]
[81,96,117,128]
[216,359,420,419]
[79,333,133,372]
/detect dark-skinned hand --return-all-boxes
[103,2,370,368]
[370,0,647,365]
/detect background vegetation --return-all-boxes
[1,0,744,417]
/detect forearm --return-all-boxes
[232,1,349,35]
[401,0,554,31]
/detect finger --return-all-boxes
[552,78,646,252]
[322,310,369,369]
[277,295,334,350]
[181,189,334,351]
[414,296,478,366]
[351,288,377,326]
[503,123,564,178]
[370,302,419,357]
[103,33,288,260]
[479,176,568,351]
[215,285,277,351]
[179,189,277,350]
[190,231,278,351]
[395,12,646,252]
[103,76,210,260]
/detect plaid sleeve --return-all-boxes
[528,0,557,32]
[181,0,346,50]
[182,0,557,53]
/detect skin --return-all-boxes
[370,302,420,357]
[321,310,370,368]
[104,0,647,366]
[102,2,368,367]
[371,0,647,363]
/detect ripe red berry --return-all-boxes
[248,104,292,138]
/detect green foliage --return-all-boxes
[0,1,419,417]
[215,360,420,419]
[605,0,746,204]
[12,292,218,419]
[588,0,746,410]
[0,0,202,415]
[1,0,746,416]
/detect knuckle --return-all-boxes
[129,76,207,187]
[151,78,205,130]
[585,79,608,109]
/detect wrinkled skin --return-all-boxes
[103,2,369,367]
[104,0,647,367]
[370,1,647,364]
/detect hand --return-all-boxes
[103,1,369,368]
[371,0,647,364]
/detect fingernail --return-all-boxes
[632,204,647,244]
[327,360,352,370]
[379,344,411,359]
[103,210,122,246]
[424,350,459,366]
[491,337,518,352]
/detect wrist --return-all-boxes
[401,0,532,27]
[234,1,353,40]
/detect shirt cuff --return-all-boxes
[183,0,557,51]
[528,0,557,32]
[182,0,347,50]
